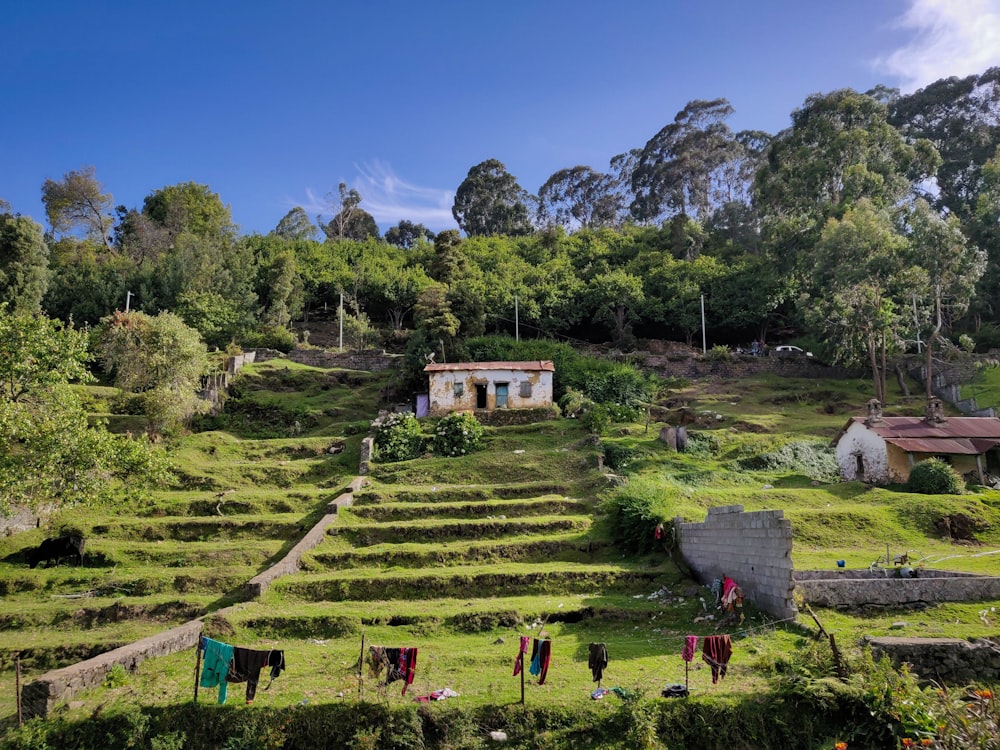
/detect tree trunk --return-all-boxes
[924,284,943,400]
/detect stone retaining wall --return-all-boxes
[286,348,399,371]
[865,636,1000,685]
[795,569,1000,610]
[644,354,858,381]
[244,477,364,599]
[674,505,797,620]
[22,619,208,719]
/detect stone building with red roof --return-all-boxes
[833,397,1000,484]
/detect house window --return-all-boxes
[453,382,464,398]
[496,383,509,408]
[520,381,532,398]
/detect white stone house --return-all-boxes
[833,398,1000,484]
[423,361,554,416]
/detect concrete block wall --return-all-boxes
[675,504,797,620]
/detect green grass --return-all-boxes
[3,353,1000,743]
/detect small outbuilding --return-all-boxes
[833,398,1000,484]
[423,361,554,416]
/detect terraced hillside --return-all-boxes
[0,359,380,715]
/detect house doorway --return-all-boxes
[855,454,865,481]
[475,384,487,409]
[495,383,509,408]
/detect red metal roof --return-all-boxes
[424,360,555,372]
[844,416,1000,455]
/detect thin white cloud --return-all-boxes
[291,162,456,231]
[875,0,1000,92]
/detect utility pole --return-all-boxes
[339,293,344,351]
[701,294,707,354]
[515,295,519,342]
[912,294,922,354]
[125,291,133,312]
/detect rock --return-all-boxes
[890,621,908,629]
[489,731,508,742]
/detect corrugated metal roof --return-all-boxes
[847,416,1000,439]
[424,360,555,372]
[885,437,1000,455]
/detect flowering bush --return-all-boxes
[430,412,484,457]
[373,412,424,462]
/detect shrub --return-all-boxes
[581,403,610,436]
[430,412,484,457]
[907,458,963,494]
[373,413,425,462]
[600,476,674,554]
[237,324,296,352]
[603,443,636,473]
[703,345,731,362]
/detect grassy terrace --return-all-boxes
[1,357,999,746]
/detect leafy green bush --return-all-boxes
[735,440,840,481]
[581,403,610,436]
[430,412,484,457]
[603,442,636,473]
[237,324,296,352]
[373,413,425,462]
[907,458,963,494]
[703,345,731,362]
[600,476,675,554]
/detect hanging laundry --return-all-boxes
[368,646,417,695]
[588,643,608,682]
[701,634,733,684]
[682,635,698,662]
[528,639,551,685]
[226,647,286,704]
[199,636,234,705]
[512,636,530,676]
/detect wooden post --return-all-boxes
[358,633,366,701]
[15,655,23,727]
[519,651,525,705]
[194,640,203,702]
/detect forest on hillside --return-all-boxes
[3,68,1000,380]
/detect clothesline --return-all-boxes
[574,615,799,648]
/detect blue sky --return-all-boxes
[3,0,1000,236]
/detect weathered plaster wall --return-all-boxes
[674,505,797,620]
[835,421,890,482]
[428,368,553,415]
[865,636,1000,685]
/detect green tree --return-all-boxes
[321,183,380,241]
[272,206,319,240]
[97,310,210,434]
[414,282,460,351]
[906,199,986,398]
[41,166,115,251]
[0,306,169,513]
[804,200,913,402]
[0,212,50,313]
[631,99,743,223]
[969,147,1000,328]
[889,67,1000,218]
[755,89,940,281]
[537,165,624,230]
[587,269,645,349]
[384,220,435,249]
[452,159,534,236]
